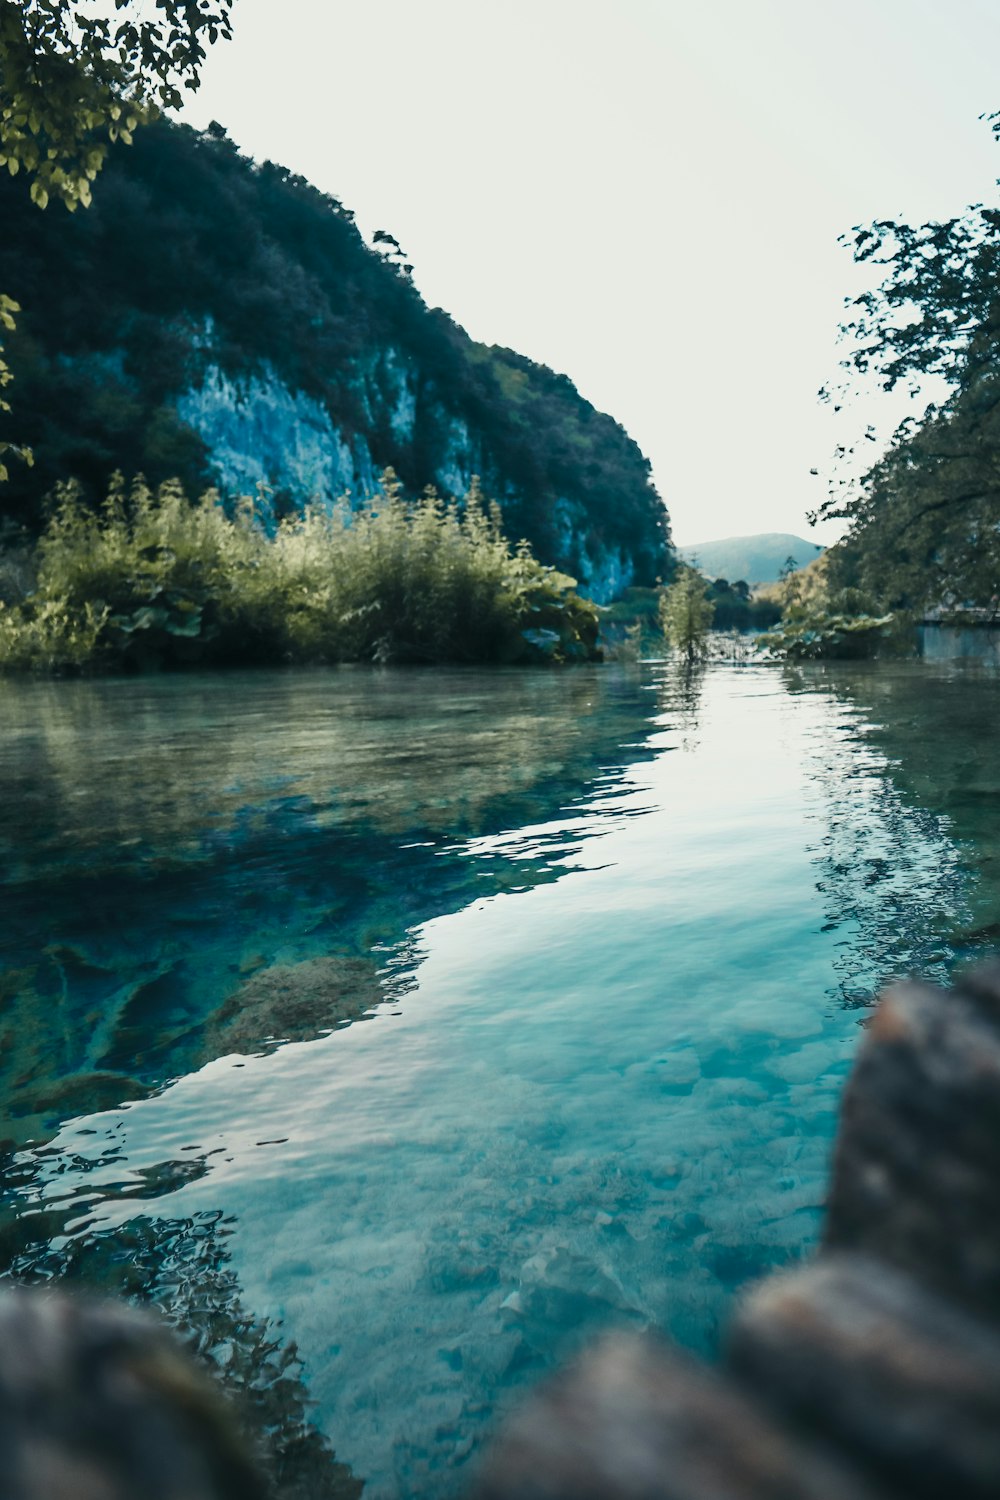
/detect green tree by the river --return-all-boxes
[0,471,601,671]
[659,564,715,663]
[817,113,1000,616]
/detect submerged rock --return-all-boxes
[202,953,384,1058]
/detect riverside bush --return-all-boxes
[0,472,600,673]
[758,604,897,660]
[755,556,898,660]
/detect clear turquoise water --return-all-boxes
[1,660,997,1496]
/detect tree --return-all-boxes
[0,1,234,208]
[659,563,714,663]
[0,0,233,481]
[816,116,1000,611]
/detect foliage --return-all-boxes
[596,585,663,656]
[0,293,32,481]
[757,554,897,660]
[658,564,715,663]
[756,551,831,612]
[0,0,232,489]
[601,577,779,649]
[703,576,781,631]
[0,471,601,673]
[759,607,896,661]
[0,117,672,588]
[0,0,233,209]
[816,122,1000,612]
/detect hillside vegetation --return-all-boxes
[0,119,671,595]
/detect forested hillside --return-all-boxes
[0,120,671,600]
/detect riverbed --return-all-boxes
[1,659,997,1496]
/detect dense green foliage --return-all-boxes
[756,556,896,660]
[0,472,600,672]
[0,291,31,482]
[598,576,780,654]
[703,576,781,631]
[0,1,233,207]
[658,564,715,662]
[0,117,671,589]
[0,1,232,483]
[760,604,896,660]
[819,126,1000,613]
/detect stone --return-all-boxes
[202,953,383,1058]
[823,964,1000,1320]
[0,1289,266,1500]
[470,1331,881,1500]
[727,1252,1000,1498]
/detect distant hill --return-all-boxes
[679,533,823,586]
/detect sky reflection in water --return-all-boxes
[1,660,995,1498]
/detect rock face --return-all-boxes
[474,963,1000,1499]
[0,121,672,603]
[176,363,378,515]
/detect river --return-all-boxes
[1,659,997,1496]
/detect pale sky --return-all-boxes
[178,0,1000,547]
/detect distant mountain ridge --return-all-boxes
[679,532,823,586]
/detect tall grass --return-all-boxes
[0,472,600,673]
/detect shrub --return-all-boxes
[658,564,715,663]
[754,551,900,660]
[758,606,896,660]
[0,472,601,673]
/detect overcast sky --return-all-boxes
[179,0,1000,546]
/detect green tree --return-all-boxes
[0,0,233,479]
[0,292,30,481]
[816,115,1000,612]
[0,0,234,207]
[659,563,714,663]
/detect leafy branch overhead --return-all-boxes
[0,293,32,482]
[0,0,234,208]
[0,0,234,484]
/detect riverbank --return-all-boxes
[0,476,601,673]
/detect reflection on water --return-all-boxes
[0,666,652,1142]
[799,661,1000,952]
[1,660,998,1497]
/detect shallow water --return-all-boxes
[1,660,997,1496]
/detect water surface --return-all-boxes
[1,660,996,1497]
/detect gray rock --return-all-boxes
[470,1331,881,1500]
[728,1252,1000,1498]
[823,964,1000,1319]
[0,1289,267,1500]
